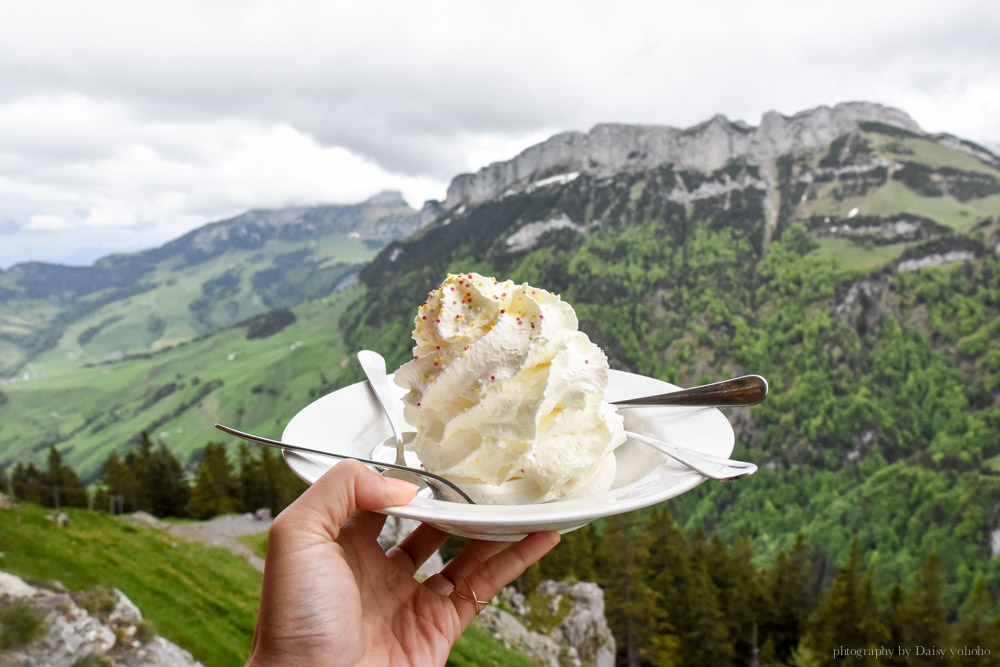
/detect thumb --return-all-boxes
[277,459,419,543]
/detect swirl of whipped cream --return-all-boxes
[394,273,625,502]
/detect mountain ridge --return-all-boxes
[436,101,999,212]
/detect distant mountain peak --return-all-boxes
[364,190,409,206]
[442,101,926,209]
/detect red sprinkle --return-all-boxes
[585,360,589,364]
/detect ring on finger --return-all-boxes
[453,576,489,615]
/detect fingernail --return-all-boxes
[385,477,420,492]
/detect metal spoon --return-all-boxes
[625,430,758,481]
[613,374,768,408]
[214,424,476,504]
[357,350,407,470]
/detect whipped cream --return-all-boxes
[394,273,626,502]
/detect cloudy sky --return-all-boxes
[1,0,998,268]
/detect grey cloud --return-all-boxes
[1,0,999,267]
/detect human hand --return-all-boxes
[246,460,560,666]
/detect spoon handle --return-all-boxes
[213,424,475,504]
[613,374,768,408]
[357,350,407,467]
[625,430,758,481]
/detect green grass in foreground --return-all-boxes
[0,503,540,666]
[0,503,260,667]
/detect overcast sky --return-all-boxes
[1,0,998,268]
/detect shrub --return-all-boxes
[72,586,117,617]
[0,598,47,650]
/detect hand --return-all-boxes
[246,460,561,666]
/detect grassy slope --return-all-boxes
[0,504,541,667]
[794,130,1000,232]
[0,286,362,479]
[23,234,376,377]
[0,503,260,667]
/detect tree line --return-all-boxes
[5,440,999,666]
[519,508,1000,667]
[2,433,306,519]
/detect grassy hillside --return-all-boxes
[0,503,260,666]
[3,234,375,381]
[0,286,365,479]
[0,503,543,666]
[0,194,420,377]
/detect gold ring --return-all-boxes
[453,576,488,614]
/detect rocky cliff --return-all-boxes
[0,571,201,667]
[439,102,992,210]
[477,581,615,667]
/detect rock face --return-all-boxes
[475,580,615,667]
[0,571,202,666]
[443,102,926,209]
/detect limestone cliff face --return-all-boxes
[443,102,925,209]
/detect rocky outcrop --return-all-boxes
[0,571,201,667]
[443,102,924,209]
[475,580,615,667]
[811,214,952,245]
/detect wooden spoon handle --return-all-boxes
[613,375,768,408]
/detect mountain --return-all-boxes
[2,101,1000,620]
[0,191,420,376]
[341,102,1000,609]
[437,101,997,211]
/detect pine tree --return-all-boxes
[538,521,597,582]
[145,443,190,517]
[237,442,268,513]
[802,540,888,666]
[597,511,659,667]
[46,446,88,508]
[763,534,820,663]
[692,532,762,666]
[120,433,155,511]
[955,577,1000,667]
[258,446,307,513]
[889,554,953,666]
[647,507,734,666]
[101,451,145,512]
[11,463,47,505]
[186,442,238,519]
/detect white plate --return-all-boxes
[282,369,734,540]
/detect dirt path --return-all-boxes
[130,512,272,571]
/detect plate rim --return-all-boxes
[280,369,734,530]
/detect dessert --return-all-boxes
[393,273,626,503]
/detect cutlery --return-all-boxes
[625,430,758,481]
[214,424,476,504]
[613,375,768,408]
[357,350,408,468]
